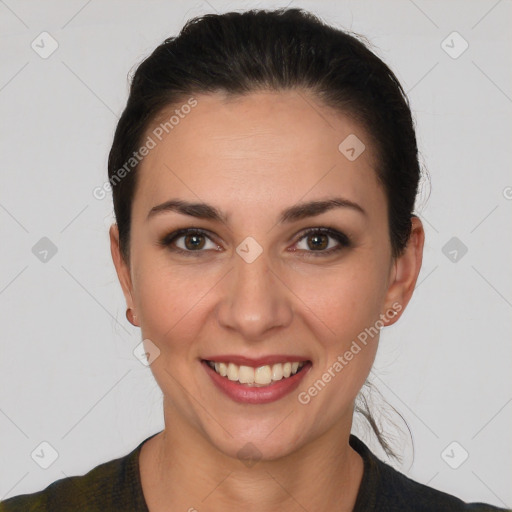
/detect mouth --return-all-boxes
[201,357,312,404]
[203,359,307,387]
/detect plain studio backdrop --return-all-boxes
[0,0,511,507]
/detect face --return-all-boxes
[110,90,423,461]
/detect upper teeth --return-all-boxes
[208,361,305,386]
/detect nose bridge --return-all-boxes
[216,242,293,338]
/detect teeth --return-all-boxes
[208,360,305,386]
[271,363,283,381]
[238,365,254,384]
[255,365,272,385]
[227,362,238,381]
[218,362,227,377]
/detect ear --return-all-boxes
[109,223,138,325]
[381,216,425,327]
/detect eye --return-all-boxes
[159,227,351,258]
[292,227,351,257]
[159,228,221,256]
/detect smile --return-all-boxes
[202,357,312,404]
[205,360,305,387]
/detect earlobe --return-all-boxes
[109,224,136,318]
[126,307,138,326]
[382,216,425,327]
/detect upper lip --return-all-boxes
[202,355,311,367]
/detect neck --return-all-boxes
[140,405,364,512]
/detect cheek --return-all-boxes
[293,259,387,345]
[296,269,384,418]
[292,255,387,404]
[132,260,211,350]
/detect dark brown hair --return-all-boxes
[109,8,422,264]
[108,7,423,459]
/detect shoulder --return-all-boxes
[0,437,150,512]
[377,462,506,511]
[350,435,510,512]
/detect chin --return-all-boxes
[212,435,299,464]
[201,415,310,465]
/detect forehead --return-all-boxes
[133,90,384,221]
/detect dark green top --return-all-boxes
[1,433,508,511]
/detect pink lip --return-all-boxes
[202,354,310,367]
[202,360,312,405]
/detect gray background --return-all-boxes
[1,0,511,507]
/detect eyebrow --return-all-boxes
[146,197,366,224]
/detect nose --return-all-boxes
[216,246,294,341]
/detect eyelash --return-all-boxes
[159,227,351,258]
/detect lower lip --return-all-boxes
[202,360,312,404]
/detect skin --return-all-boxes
[110,89,424,511]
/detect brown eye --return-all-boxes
[306,233,329,251]
[160,228,220,255]
[294,228,350,257]
[183,233,206,250]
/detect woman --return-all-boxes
[1,8,508,512]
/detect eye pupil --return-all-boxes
[308,233,328,250]
[185,234,205,250]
